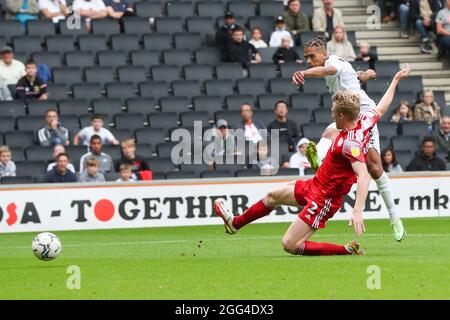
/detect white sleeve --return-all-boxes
[72,0,81,11]
[105,129,116,143]
[326,55,344,76]
[95,0,106,10]
[38,0,49,10]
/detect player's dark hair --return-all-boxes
[422,136,435,145]
[90,134,102,143]
[56,152,69,161]
[381,148,399,171]
[273,100,289,109]
[304,35,328,49]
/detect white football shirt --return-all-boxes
[324,55,376,111]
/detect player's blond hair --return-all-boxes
[121,138,136,148]
[0,145,11,156]
[332,91,360,121]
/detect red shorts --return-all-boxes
[294,179,343,229]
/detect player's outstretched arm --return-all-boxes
[374,64,411,118]
[357,69,377,84]
[349,161,371,236]
[292,65,337,85]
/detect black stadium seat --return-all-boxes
[215,63,243,82]
[53,67,83,86]
[122,17,152,36]
[174,32,202,50]
[139,81,169,100]
[98,51,128,68]
[27,100,57,116]
[12,35,41,53]
[143,33,172,51]
[85,66,115,86]
[183,64,213,82]
[401,121,430,139]
[111,34,140,52]
[204,79,234,98]
[186,17,215,44]
[26,19,55,39]
[130,50,160,68]
[25,146,53,161]
[0,101,26,118]
[166,171,198,179]
[197,1,224,18]
[45,35,75,53]
[248,17,274,41]
[151,65,181,83]
[65,51,96,68]
[78,35,108,52]
[147,112,177,134]
[258,94,287,110]
[59,19,88,38]
[192,96,222,117]
[236,79,266,96]
[194,47,222,65]
[126,97,156,114]
[302,123,329,141]
[117,66,148,85]
[171,80,202,100]
[155,17,184,34]
[105,82,136,100]
[135,128,166,145]
[58,99,89,116]
[159,96,190,113]
[146,157,175,173]
[72,83,103,100]
[91,19,120,36]
[228,1,256,17]
[92,98,123,116]
[225,95,255,110]
[248,63,277,81]
[0,20,23,43]
[4,131,35,147]
[180,111,210,127]
[392,135,420,152]
[162,49,192,66]
[134,1,163,18]
[1,176,34,184]
[166,1,194,18]
[269,78,300,95]
[259,1,284,17]
[0,117,15,132]
[115,113,146,130]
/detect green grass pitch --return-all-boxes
[1,217,449,300]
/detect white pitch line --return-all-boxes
[1,233,449,250]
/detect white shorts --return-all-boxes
[325,122,380,154]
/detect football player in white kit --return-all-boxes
[292,36,406,241]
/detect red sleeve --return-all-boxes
[342,139,366,163]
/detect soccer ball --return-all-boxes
[32,232,62,261]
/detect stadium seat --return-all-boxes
[26,19,55,39]
[200,170,232,178]
[25,146,53,161]
[115,113,146,130]
[277,168,300,176]
[379,136,390,151]
[0,101,26,118]
[228,1,256,18]
[392,135,420,152]
[134,1,163,18]
[215,63,243,83]
[66,146,88,166]
[151,65,181,83]
[102,145,122,160]
[72,83,103,100]
[58,19,88,38]
[401,121,430,139]
[84,67,115,87]
[26,100,57,116]
[126,98,156,114]
[162,49,192,66]
[111,34,140,53]
[53,67,83,86]
[204,79,235,98]
[394,150,413,168]
[197,1,224,18]
[78,35,108,52]
[98,51,128,68]
[15,161,46,179]
[185,17,215,45]
[47,83,69,101]
[146,157,175,173]
[216,16,246,30]
[58,99,89,116]
[236,79,267,97]
[313,109,333,123]
[156,141,179,157]
[300,1,314,17]
[248,63,278,81]
[92,98,123,116]
[258,47,278,63]
[166,1,194,18]
[192,96,223,117]
[45,35,75,53]
[0,20,23,43]
[16,116,43,132]
[235,169,260,177]
[254,110,275,126]
[59,115,80,133]
[143,33,172,51]
[12,35,41,53]
[105,172,121,181]
[377,122,398,139]
[258,1,284,17]
[288,108,312,127]
[32,51,62,68]
[65,51,96,68]
[375,60,400,77]
[166,171,198,179]
[214,110,242,128]
[130,50,160,68]
[117,66,148,85]
[258,94,287,110]
[248,17,274,41]
[159,96,190,113]
[171,80,202,100]
[280,62,307,79]
[302,78,330,95]
[397,76,423,95]
[155,17,184,34]
[302,123,329,141]
[180,111,210,127]
[183,64,213,82]
[194,47,222,65]
[105,82,136,101]
[91,19,121,36]
[174,32,202,50]
[135,128,166,146]
[1,176,33,184]
[269,79,301,95]
[225,95,255,111]
[365,77,392,94]
[122,17,152,36]
[0,116,15,132]
[135,143,153,158]
[139,81,169,100]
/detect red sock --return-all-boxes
[233,199,274,229]
[298,241,350,256]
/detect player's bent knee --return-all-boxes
[281,237,299,255]
[366,160,383,179]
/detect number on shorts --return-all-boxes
[307,201,318,215]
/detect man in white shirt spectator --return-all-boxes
[312,0,345,39]
[0,46,26,86]
[72,0,107,31]
[74,114,119,146]
[39,0,69,23]
[269,16,294,48]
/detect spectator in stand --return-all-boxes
[216,11,240,52]
[114,139,149,173]
[406,136,446,171]
[79,135,113,174]
[74,114,119,146]
[381,148,404,173]
[116,163,135,182]
[0,80,13,101]
[250,141,279,176]
[78,158,105,183]
[237,103,265,144]
[72,0,107,31]
[327,25,356,62]
[312,0,345,40]
[273,36,303,64]
[38,0,69,23]
[410,0,445,54]
[224,27,261,68]
[16,60,48,101]
[0,146,17,178]
[267,100,299,152]
[44,153,77,183]
[249,27,268,49]
[399,0,411,38]
[414,90,442,130]
[378,0,398,23]
[433,116,450,157]
[0,46,26,86]
[5,0,39,26]
[104,0,134,20]
[288,138,311,176]
[204,119,238,160]
[435,1,450,55]
[46,144,76,173]
[283,0,311,45]
[391,101,414,124]
[269,16,294,48]
[355,42,378,70]
[38,108,70,146]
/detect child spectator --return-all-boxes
[116,163,135,182]
[78,158,105,183]
[0,146,16,178]
[288,138,311,176]
[250,141,279,176]
[391,101,414,124]
[269,16,294,48]
[114,139,150,173]
[74,114,119,146]
[16,60,48,101]
[249,27,268,49]
[272,36,303,64]
[355,41,377,70]
[381,148,403,173]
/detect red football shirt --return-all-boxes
[309,109,379,199]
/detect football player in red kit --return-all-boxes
[214,65,410,256]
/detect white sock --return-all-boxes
[375,172,399,222]
[316,138,332,162]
